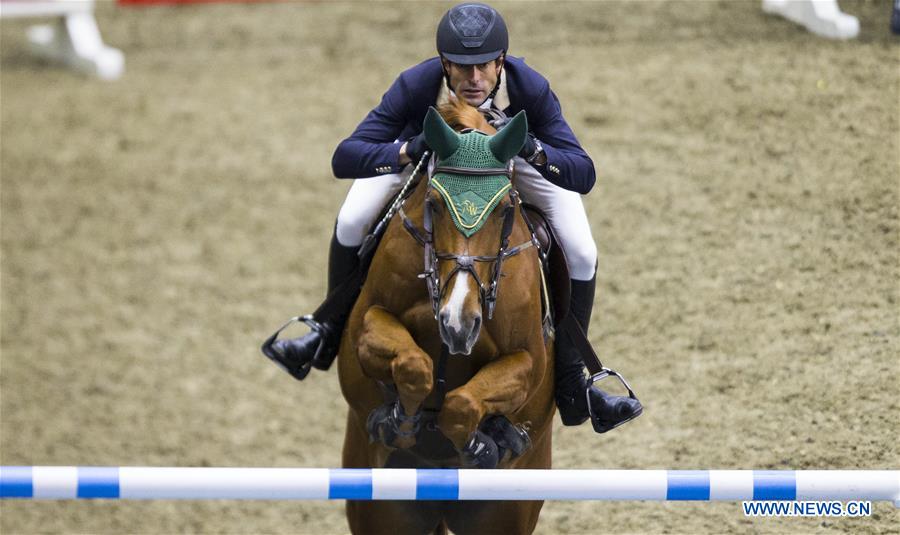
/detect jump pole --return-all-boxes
[2,468,898,505]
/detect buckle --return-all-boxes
[480,415,531,461]
[366,400,421,447]
[586,367,643,433]
[460,430,500,469]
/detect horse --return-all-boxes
[336,99,554,535]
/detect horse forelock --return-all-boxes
[438,98,496,135]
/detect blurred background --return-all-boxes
[1,0,897,533]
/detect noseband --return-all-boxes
[399,158,538,320]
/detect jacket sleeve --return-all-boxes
[331,76,411,179]
[528,82,596,194]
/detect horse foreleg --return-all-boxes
[358,306,433,447]
[437,350,533,452]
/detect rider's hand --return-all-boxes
[519,133,547,166]
[404,132,429,164]
[519,133,536,159]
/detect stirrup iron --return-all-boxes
[261,315,328,381]
[587,367,643,433]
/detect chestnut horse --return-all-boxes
[337,100,553,535]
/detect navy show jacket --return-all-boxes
[331,56,596,194]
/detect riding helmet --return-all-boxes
[436,3,508,65]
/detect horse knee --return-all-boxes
[391,350,433,401]
[439,390,485,449]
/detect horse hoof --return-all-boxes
[366,401,420,449]
[460,430,499,469]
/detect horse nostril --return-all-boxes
[439,309,450,324]
[472,315,482,335]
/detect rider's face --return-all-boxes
[442,56,503,107]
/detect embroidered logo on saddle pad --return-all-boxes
[423,107,528,238]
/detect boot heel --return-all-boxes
[558,405,589,426]
[555,388,590,426]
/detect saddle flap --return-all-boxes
[520,203,570,324]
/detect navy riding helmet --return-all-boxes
[436,3,509,65]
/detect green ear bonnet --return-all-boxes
[423,108,528,238]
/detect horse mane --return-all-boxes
[438,97,496,134]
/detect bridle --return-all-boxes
[399,143,539,321]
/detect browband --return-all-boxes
[432,166,510,177]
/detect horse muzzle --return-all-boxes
[438,309,481,355]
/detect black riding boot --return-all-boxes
[555,275,643,431]
[262,228,361,379]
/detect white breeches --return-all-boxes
[336,157,598,281]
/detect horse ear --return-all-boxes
[423,106,459,159]
[488,111,528,162]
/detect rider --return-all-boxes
[265,2,641,433]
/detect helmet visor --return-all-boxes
[442,49,504,65]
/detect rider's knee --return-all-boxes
[565,239,598,280]
[335,210,372,247]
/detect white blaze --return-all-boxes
[442,272,470,332]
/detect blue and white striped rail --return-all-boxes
[2,468,898,504]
